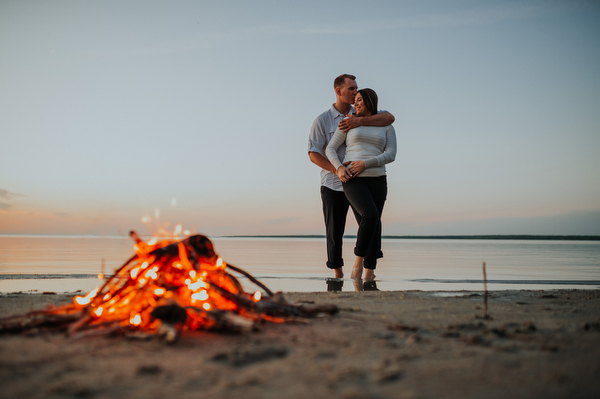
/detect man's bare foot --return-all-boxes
[364,269,375,281]
[334,267,343,279]
[350,257,364,279]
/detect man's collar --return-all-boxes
[330,103,355,117]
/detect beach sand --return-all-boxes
[1,289,599,398]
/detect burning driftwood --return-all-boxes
[0,232,337,343]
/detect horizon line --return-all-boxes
[2,234,598,241]
[224,234,600,241]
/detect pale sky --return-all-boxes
[1,0,599,236]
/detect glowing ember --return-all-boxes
[130,314,142,326]
[74,287,99,306]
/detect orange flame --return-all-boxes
[65,232,273,335]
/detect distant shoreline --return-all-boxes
[1,234,599,241]
[224,235,600,241]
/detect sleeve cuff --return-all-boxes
[364,158,378,169]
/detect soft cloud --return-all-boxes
[55,212,70,218]
[0,203,13,211]
[0,189,26,200]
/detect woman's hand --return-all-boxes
[347,161,366,176]
[336,165,353,183]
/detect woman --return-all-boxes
[325,88,397,281]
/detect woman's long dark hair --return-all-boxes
[357,88,378,116]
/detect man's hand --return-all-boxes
[336,165,353,183]
[338,115,362,132]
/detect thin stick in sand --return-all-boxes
[483,261,489,319]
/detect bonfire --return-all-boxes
[0,231,337,343]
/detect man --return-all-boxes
[308,74,395,279]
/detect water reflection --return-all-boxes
[326,278,379,292]
[2,237,599,293]
[326,278,343,292]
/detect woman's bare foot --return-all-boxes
[350,257,364,279]
[364,269,375,281]
[334,267,344,279]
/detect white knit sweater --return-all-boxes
[326,124,397,177]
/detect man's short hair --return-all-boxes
[334,74,356,89]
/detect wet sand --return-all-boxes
[1,289,599,398]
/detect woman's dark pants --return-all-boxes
[342,176,387,270]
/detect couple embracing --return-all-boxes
[308,74,397,283]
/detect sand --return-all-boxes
[1,289,599,399]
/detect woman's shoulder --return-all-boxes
[362,125,394,132]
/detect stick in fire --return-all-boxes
[0,232,338,343]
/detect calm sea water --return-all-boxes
[0,236,599,293]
